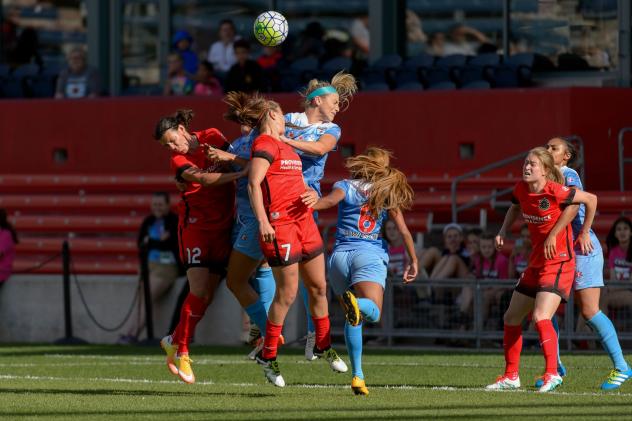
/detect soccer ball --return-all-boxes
[253,11,288,47]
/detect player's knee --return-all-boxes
[276,289,297,307]
[503,311,521,326]
[531,311,550,324]
[581,306,599,321]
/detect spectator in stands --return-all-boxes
[508,224,531,279]
[465,227,482,269]
[224,39,265,93]
[207,19,239,75]
[55,47,100,99]
[606,216,632,281]
[120,192,181,343]
[295,21,325,59]
[0,209,17,287]
[350,15,370,61]
[427,32,445,56]
[193,60,222,96]
[163,52,194,96]
[406,9,427,56]
[384,219,410,278]
[7,27,43,71]
[474,232,510,327]
[443,24,490,56]
[172,30,199,76]
[322,30,353,64]
[257,46,283,70]
[421,223,470,279]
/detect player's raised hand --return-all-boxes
[403,261,418,283]
[576,231,594,255]
[259,221,276,243]
[543,234,556,260]
[205,145,234,162]
[300,188,319,208]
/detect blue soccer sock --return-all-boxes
[252,266,276,314]
[551,315,563,367]
[299,281,315,333]
[244,300,268,336]
[358,298,380,323]
[586,311,630,372]
[344,321,364,379]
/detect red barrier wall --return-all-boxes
[0,88,629,190]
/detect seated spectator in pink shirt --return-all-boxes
[0,209,18,286]
[193,61,222,96]
[473,232,510,326]
[603,217,632,313]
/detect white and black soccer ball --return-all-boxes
[253,11,288,47]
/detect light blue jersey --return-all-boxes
[332,179,388,257]
[229,131,263,260]
[561,166,604,290]
[561,166,602,257]
[328,179,389,294]
[229,131,257,220]
[284,112,341,196]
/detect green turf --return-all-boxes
[1,344,632,420]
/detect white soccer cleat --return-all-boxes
[315,347,348,373]
[247,338,263,361]
[538,373,563,393]
[485,374,521,390]
[255,354,285,387]
[305,331,317,361]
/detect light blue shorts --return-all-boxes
[327,249,387,296]
[231,215,263,260]
[574,252,605,290]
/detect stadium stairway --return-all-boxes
[2,174,629,274]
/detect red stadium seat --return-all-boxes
[16,237,138,255]
[0,174,176,194]
[10,215,143,233]
[14,255,139,275]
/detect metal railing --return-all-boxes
[618,127,632,191]
[450,136,585,223]
[329,277,632,349]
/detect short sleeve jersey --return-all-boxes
[332,179,388,259]
[251,134,309,225]
[170,128,235,230]
[284,112,341,196]
[561,166,602,257]
[229,131,257,220]
[511,180,575,268]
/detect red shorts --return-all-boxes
[260,215,324,267]
[178,224,232,274]
[515,260,575,302]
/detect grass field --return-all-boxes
[2,344,632,420]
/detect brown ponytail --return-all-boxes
[153,109,194,140]
[223,91,281,131]
[345,147,414,216]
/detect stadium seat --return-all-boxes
[404,53,434,71]
[460,53,499,85]
[428,81,457,90]
[426,54,466,87]
[0,174,175,193]
[461,80,491,90]
[10,215,143,233]
[395,68,424,90]
[320,56,352,78]
[0,194,180,214]
[16,237,138,255]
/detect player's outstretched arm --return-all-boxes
[248,157,275,243]
[496,204,521,250]
[204,145,249,168]
[389,208,418,283]
[544,202,580,259]
[281,134,337,156]
[573,190,598,254]
[312,188,345,211]
[180,166,245,187]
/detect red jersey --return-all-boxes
[170,128,235,230]
[251,134,309,225]
[511,180,575,268]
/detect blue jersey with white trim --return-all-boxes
[284,112,341,196]
[332,179,388,259]
[561,166,601,256]
[229,131,257,219]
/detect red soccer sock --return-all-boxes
[535,319,558,375]
[312,315,331,351]
[503,324,522,378]
[262,321,283,360]
[171,293,208,355]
